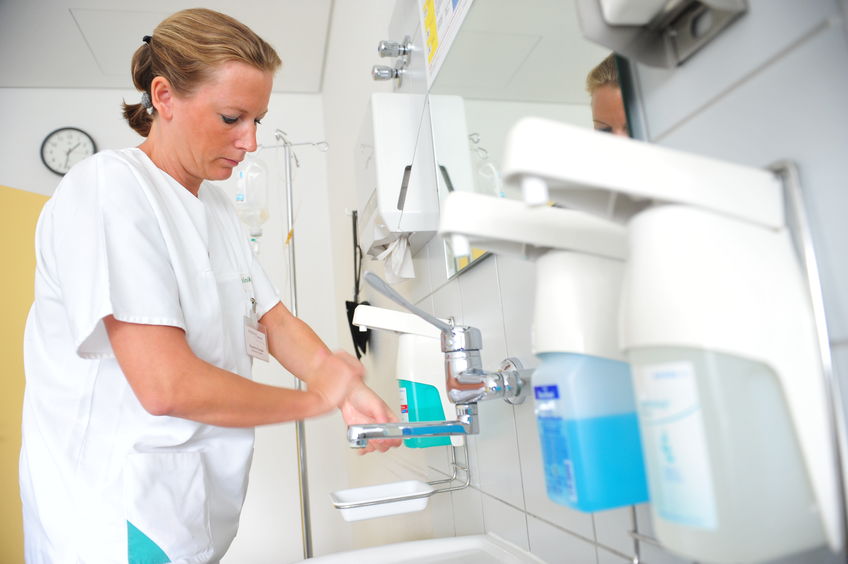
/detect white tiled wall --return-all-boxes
[354,1,848,563]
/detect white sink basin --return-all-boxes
[297,534,544,563]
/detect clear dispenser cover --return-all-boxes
[630,347,825,563]
[533,352,649,512]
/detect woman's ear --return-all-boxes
[150,76,175,120]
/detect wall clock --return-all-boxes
[40,127,97,176]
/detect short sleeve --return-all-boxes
[249,253,280,319]
[46,154,185,358]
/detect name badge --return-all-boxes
[243,316,269,362]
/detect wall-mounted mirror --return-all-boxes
[427,0,628,276]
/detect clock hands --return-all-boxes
[64,142,81,170]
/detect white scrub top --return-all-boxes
[21,148,280,563]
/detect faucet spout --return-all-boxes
[347,404,479,448]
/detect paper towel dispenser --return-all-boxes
[356,93,439,259]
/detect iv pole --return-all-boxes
[265,129,329,560]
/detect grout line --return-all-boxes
[653,17,832,143]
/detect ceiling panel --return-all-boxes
[0,0,333,92]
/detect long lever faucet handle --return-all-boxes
[364,271,454,334]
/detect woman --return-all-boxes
[586,53,629,137]
[21,8,399,563]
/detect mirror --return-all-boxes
[426,0,624,276]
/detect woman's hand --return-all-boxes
[340,383,403,454]
[307,350,365,412]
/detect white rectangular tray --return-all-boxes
[330,480,435,522]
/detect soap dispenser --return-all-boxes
[501,118,844,563]
[440,192,648,511]
[352,304,460,448]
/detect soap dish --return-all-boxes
[330,480,435,521]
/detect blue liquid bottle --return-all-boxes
[534,352,649,511]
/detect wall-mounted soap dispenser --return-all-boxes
[439,191,649,512]
[352,304,461,448]
[501,118,845,563]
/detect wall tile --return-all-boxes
[634,504,654,537]
[424,445,452,479]
[633,505,694,564]
[637,543,695,564]
[474,400,525,509]
[454,255,527,508]
[428,486,456,539]
[452,486,485,536]
[457,254,507,367]
[640,24,848,342]
[635,0,837,139]
[527,516,598,564]
[425,235,451,295]
[465,435,482,488]
[481,492,530,551]
[597,547,630,564]
[514,393,596,540]
[495,254,539,370]
[593,507,636,558]
[431,277,464,326]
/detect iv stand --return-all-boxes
[267,129,329,560]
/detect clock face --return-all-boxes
[40,127,97,176]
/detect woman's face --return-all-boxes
[591,84,628,137]
[170,61,273,185]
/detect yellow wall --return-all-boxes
[1,185,48,563]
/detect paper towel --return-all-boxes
[374,233,415,284]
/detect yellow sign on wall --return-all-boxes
[0,185,48,563]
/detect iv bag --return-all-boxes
[234,154,270,249]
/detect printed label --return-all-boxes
[399,386,409,422]
[534,384,559,400]
[635,361,717,529]
[537,416,577,504]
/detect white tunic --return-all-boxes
[21,148,280,563]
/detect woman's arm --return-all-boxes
[260,302,402,453]
[104,315,359,427]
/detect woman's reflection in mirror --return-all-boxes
[586,53,629,137]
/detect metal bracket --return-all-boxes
[576,0,748,68]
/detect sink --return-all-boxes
[297,534,544,563]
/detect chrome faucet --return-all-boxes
[346,272,528,448]
[348,403,479,448]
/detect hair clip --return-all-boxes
[142,35,152,45]
[140,92,153,115]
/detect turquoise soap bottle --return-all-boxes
[533,352,649,511]
[395,333,452,448]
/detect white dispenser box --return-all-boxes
[355,93,439,257]
[501,118,844,563]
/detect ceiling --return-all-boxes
[0,0,333,93]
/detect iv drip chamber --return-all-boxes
[234,154,270,251]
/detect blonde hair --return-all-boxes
[122,8,282,137]
[586,53,619,96]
